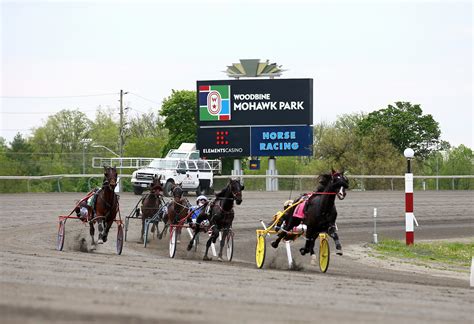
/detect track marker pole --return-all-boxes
[373,208,378,244]
[470,257,473,287]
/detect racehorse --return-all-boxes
[194,178,244,261]
[160,183,190,239]
[89,166,119,246]
[299,170,349,262]
[139,175,164,242]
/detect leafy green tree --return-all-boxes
[124,112,168,157]
[30,109,91,174]
[89,107,119,155]
[357,102,441,159]
[6,133,38,175]
[159,90,196,155]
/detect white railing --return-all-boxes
[0,174,472,192]
[92,157,222,174]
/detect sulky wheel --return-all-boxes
[116,224,124,255]
[56,220,66,251]
[143,221,150,248]
[225,231,234,262]
[255,234,266,269]
[319,234,330,273]
[169,227,177,258]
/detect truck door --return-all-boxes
[181,160,199,190]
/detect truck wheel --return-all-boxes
[164,181,174,197]
[133,186,144,195]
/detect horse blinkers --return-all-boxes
[230,179,244,205]
[332,173,348,200]
[103,166,118,190]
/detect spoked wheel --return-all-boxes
[116,224,124,255]
[225,230,234,262]
[56,220,66,251]
[319,234,330,273]
[143,221,150,248]
[169,227,177,258]
[255,234,266,269]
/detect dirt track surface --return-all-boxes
[1,191,473,323]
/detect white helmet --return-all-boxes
[196,195,209,204]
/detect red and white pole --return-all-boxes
[404,148,415,245]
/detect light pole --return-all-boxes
[92,145,119,157]
[404,148,415,245]
[80,139,92,174]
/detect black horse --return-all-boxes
[139,175,164,242]
[89,166,119,246]
[189,178,244,261]
[271,171,344,254]
[299,170,349,261]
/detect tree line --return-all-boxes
[0,90,472,192]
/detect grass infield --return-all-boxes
[372,239,473,268]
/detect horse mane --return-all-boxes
[215,179,232,198]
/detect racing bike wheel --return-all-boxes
[255,234,266,269]
[169,227,177,258]
[56,220,65,251]
[116,224,124,255]
[319,234,330,273]
[225,230,234,261]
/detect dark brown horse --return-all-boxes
[139,175,164,242]
[89,166,119,246]
[160,183,190,239]
[201,178,244,261]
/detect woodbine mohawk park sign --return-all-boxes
[196,78,313,158]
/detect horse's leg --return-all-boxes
[328,224,342,255]
[102,219,113,243]
[89,222,96,246]
[97,219,104,244]
[187,225,200,251]
[140,217,145,243]
[203,227,218,261]
[158,222,168,240]
[217,229,228,261]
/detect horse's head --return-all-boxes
[103,166,118,191]
[150,175,163,195]
[330,169,349,200]
[172,183,184,201]
[228,178,244,205]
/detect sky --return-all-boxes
[1,0,472,149]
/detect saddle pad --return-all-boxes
[293,200,307,219]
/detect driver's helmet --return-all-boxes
[196,195,209,205]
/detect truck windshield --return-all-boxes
[148,159,178,169]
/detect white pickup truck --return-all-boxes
[130,143,221,196]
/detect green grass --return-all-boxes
[372,239,473,268]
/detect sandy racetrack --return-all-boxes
[1,191,473,323]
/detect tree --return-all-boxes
[124,112,168,157]
[357,102,441,159]
[30,109,91,174]
[6,133,38,175]
[159,90,197,155]
[89,107,119,154]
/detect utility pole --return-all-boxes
[118,90,127,192]
[119,90,124,159]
